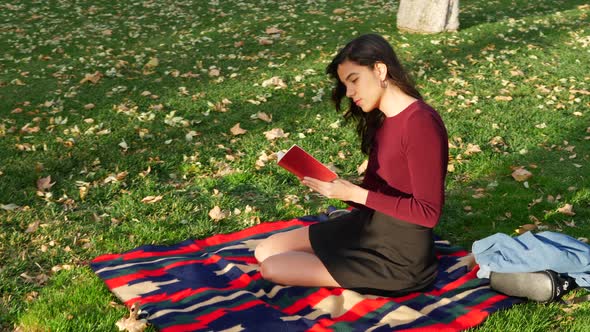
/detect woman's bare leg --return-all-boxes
[254,226,314,263]
[255,226,341,287]
[259,251,341,287]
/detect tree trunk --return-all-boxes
[397,0,460,34]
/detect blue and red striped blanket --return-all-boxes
[91,214,521,331]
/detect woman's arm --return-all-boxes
[363,110,447,228]
[303,110,447,228]
[301,178,368,205]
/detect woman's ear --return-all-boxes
[374,62,388,81]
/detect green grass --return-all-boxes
[1,0,589,331]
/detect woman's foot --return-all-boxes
[489,270,577,303]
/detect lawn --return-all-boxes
[1,0,589,331]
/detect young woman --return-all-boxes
[255,34,449,296]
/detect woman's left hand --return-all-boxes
[301,177,368,204]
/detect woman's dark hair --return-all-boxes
[326,34,421,154]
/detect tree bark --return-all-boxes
[397,0,460,34]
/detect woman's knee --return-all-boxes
[258,258,283,284]
[254,235,276,263]
[254,227,312,263]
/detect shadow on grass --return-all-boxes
[459,0,589,29]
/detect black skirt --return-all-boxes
[309,208,438,296]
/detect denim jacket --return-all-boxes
[472,231,590,288]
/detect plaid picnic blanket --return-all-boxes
[91,213,521,331]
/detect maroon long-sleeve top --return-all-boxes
[357,100,448,228]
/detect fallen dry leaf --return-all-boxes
[116,171,129,181]
[357,159,368,175]
[79,71,102,84]
[564,220,576,227]
[511,168,532,182]
[144,57,159,70]
[265,27,283,35]
[254,111,272,122]
[25,221,40,233]
[185,130,199,141]
[139,166,151,177]
[464,143,482,155]
[230,123,247,136]
[116,303,148,332]
[208,68,220,77]
[333,8,347,15]
[494,95,513,101]
[208,206,227,221]
[255,151,271,169]
[535,123,547,129]
[36,176,54,191]
[263,128,289,140]
[261,76,287,89]
[258,37,273,45]
[141,195,163,204]
[557,204,575,216]
[1,203,21,211]
[79,186,88,200]
[515,223,537,234]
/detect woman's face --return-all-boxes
[337,60,385,112]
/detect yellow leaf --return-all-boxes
[79,186,88,201]
[139,166,151,178]
[141,195,163,204]
[357,159,368,175]
[494,95,513,101]
[144,57,159,69]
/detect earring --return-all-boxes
[380,80,388,88]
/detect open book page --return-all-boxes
[277,144,338,182]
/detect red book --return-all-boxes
[277,145,338,182]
